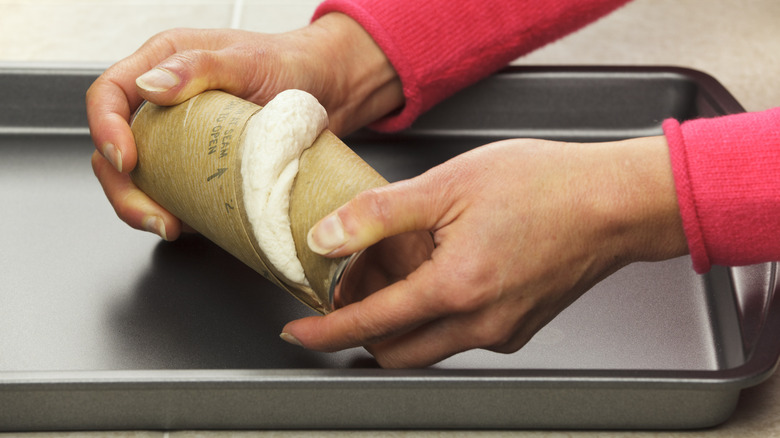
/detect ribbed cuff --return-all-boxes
[664,108,780,272]
[664,118,710,273]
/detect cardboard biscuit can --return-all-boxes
[130,90,389,313]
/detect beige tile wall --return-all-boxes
[0,0,321,64]
[515,0,780,113]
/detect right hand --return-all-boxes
[286,136,689,367]
[87,13,403,240]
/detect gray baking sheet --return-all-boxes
[0,65,778,430]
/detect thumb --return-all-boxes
[134,48,261,106]
[307,178,441,257]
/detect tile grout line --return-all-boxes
[230,0,245,29]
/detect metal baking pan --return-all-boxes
[1,65,778,431]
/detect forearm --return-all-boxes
[590,136,688,265]
[314,0,631,131]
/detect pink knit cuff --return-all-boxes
[664,118,710,273]
[664,108,780,273]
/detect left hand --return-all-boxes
[282,136,688,368]
[87,13,402,240]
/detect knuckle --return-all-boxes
[372,349,406,369]
[147,27,192,45]
[444,290,488,314]
[351,188,395,227]
[371,345,432,369]
[90,151,104,175]
[139,28,187,56]
[166,48,212,70]
[487,330,532,354]
[437,264,497,314]
[336,303,394,348]
[112,195,136,223]
[113,186,150,226]
[470,321,514,349]
[489,341,525,355]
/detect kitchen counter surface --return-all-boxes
[1,0,779,436]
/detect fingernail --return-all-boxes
[103,142,122,173]
[136,68,179,92]
[308,213,348,255]
[142,215,168,241]
[280,332,304,348]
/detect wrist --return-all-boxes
[306,13,403,134]
[589,136,689,264]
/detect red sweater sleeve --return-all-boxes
[313,0,630,131]
[664,108,780,273]
[314,0,780,273]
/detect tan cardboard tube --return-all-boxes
[130,90,387,314]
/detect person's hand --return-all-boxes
[282,136,689,368]
[87,13,403,240]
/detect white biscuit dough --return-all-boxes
[241,89,328,288]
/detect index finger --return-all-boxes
[281,258,448,352]
[86,66,147,172]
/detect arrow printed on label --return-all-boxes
[207,167,228,181]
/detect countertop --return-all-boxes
[1,0,779,436]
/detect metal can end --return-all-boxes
[327,231,435,312]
